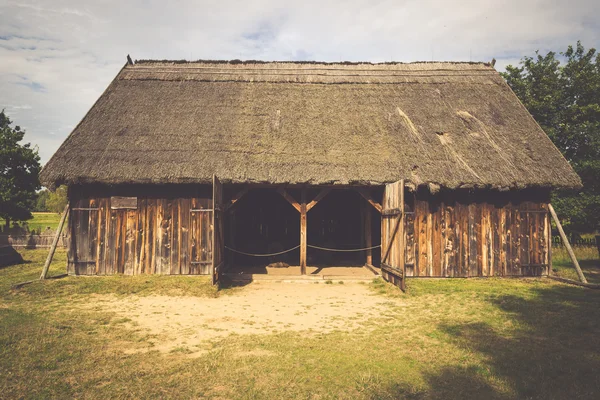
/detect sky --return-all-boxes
[1,0,599,166]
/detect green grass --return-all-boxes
[18,212,62,231]
[2,249,600,399]
[551,245,600,284]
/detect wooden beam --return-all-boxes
[364,198,373,265]
[224,188,249,212]
[300,189,307,275]
[548,204,587,283]
[277,188,301,213]
[306,188,332,212]
[40,203,69,280]
[356,188,382,213]
[399,179,406,291]
[381,212,402,264]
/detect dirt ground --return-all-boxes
[80,282,400,356]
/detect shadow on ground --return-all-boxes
[374,283,600,399]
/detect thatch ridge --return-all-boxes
[40,60,582,190]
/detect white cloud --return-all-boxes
[0,0,599,164]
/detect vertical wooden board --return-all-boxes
[75,200,89,274]
[454,203,464,277]
[468,204,478,277]
[135,198,146,275]
[412,202,420,276]
[115,210,125,274]
[453,203,462,277]
[432,204,442,277]
[145,199,155,274]
[67,206,76,275]
[180,198,190,275]
[446,204,457,277]
[95,198,106,275]
[486,204,494,277]
[170,200,180,275]
[123,209,137,275]
[513,207,522,275]
[499,206,507,276]
[479,204,487,277]
[86,198,99,275]
[206,210,214,264]
[475,205,483,277]
[154,199,164,274]
[426,206,433,277]
[417,201,428,276]
[161,199,172,274]
[405,212,415,276]
[190,211,198,274]
[520,210,530,275]
[493,207,501,276]
[106,208,117,274]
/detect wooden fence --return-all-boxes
[0,227,67,249]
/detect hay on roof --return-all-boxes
[40,61,581,190]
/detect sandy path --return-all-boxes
[81,282,400,355]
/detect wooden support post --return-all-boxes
[356,188,382,213]
[365,199,373,266]
[277,188,301,213]
[399,180,405,291]
[40,203,69,280]
[548,204,587,284]
[306,188,331,212]
[300,189,307,275]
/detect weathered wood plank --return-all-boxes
[300,189,307,274]
[180,198,190,275]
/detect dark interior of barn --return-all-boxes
[224,187,381,274]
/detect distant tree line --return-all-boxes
[34,186,68,213]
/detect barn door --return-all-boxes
[381,180,405,290]
[212,175,224,285]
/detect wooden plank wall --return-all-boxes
[68,189,213,275]
[405,198,550,277]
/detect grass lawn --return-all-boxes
[19,212,63,231]
[2,248,600,399]
[551,245,600,284]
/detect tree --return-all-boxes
[46,185,68,214]
[0,110,41,229]
[35,189,50,212]
[502,42,600,233]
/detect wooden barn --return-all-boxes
[40,60,581,288]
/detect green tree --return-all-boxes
[0,110,41,229]
[46,185,68,214]
[502,42,600,233]
[35,189,50,212]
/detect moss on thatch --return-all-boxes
[40,61,581,190]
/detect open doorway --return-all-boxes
[223,186,381,280]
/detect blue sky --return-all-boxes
[1,0,599,166]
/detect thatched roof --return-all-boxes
[41,60,581,190]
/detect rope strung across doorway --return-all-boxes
[307,244,381,252]
[224,245,301,257]
[224,244,381,256]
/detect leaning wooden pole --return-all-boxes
[40,203,69,280]
[548,204,587,284]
